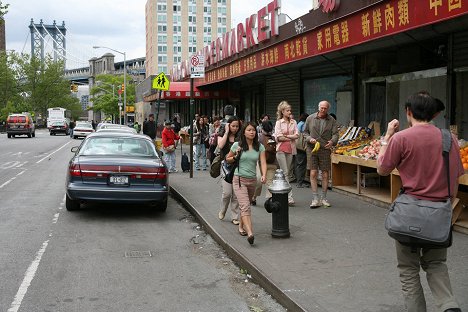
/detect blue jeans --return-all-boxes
[69,128,74,138]
[164,151,176,171]
[194,143,207,170]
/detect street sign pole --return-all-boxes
[155,89,162,140]
[189,78,194,178]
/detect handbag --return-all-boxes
[295,132,307,151]
[210,152,222,178]
[221,150,242,184]
[163,145,175,153]
[384,129,453,248]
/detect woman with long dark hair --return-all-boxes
[225,121,267,245]
[193,118,208,170]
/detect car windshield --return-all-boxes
[80,137,157,157]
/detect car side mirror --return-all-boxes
[71,146,79,153]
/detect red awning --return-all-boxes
[143,82,227,102]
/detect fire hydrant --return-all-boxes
[264,169,291,238]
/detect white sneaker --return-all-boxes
[310,199,321,209]
[170,168,178,173]
[288,198,295,205]
[322,199,331,207]
[218,210,225,220]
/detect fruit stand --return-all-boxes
[331,125,468,234]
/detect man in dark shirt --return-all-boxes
[143,114,157,140]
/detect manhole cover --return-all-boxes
[125,251,152,258]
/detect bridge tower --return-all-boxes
[29,19,66,63]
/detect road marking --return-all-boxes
[8,239,50,312]
[8,197,63,312]
[0,170,26,189]
[36,141,72,164]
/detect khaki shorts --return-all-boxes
[306,147,331,171]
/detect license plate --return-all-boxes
[109,175,129,185]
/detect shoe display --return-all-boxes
[218,210,225,220]
[322,199,331,207]
[310,199,321,208]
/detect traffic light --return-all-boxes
[121,83,125,92]
[73,84,78,92]
[70,84,74,92]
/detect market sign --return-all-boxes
[199,0,468,86]
[171,0,281,81]
[319,0,340,13]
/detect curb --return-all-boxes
[170,186,307,312]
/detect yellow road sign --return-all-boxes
[152,72,170,91]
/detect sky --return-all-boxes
[4,0,308,69]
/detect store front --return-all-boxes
[172,0,468,231]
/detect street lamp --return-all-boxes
[93,46,126,125]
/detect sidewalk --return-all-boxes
[168,156,468,312]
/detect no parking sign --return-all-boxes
[190,54,205,78]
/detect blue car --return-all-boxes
[66,132,169,211]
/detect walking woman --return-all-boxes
[193,118,208,170]
[274,101,299,205]
[225,122,267,245]
[217,116,241,225]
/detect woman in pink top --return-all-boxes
[274,101,299,205]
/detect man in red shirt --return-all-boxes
[377,92,463,312]
[162,121,180,173]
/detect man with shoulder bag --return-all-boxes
[377,92,464,312]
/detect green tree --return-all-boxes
[0,50,22,121]
[0,1,8,18]
[15,54,80,121]
[90,74,135,122]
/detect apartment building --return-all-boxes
[145,0,231,77]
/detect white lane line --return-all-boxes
[8,239,50,312]
[8,199,63,312]
[0,170,27,189]
[36,141,71,164]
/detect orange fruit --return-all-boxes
[463,163,468,170]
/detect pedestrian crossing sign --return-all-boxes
[152,72,170,91]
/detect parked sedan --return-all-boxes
[65,132,169,211]
[73,121,94,139]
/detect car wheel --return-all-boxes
[73,136,77,139]
[7,133,11,138]
[27,133,31,138]
[50,132,53,136]
[66,194,80,211]
[32,132,35,138]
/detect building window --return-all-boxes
[157,45,167,53]
[157,14,167,22]
[158,65,167,73]
[157,4,166,11]
[158,25,167,32]
[157,35,167,43]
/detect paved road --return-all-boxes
[0,130,284,312]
